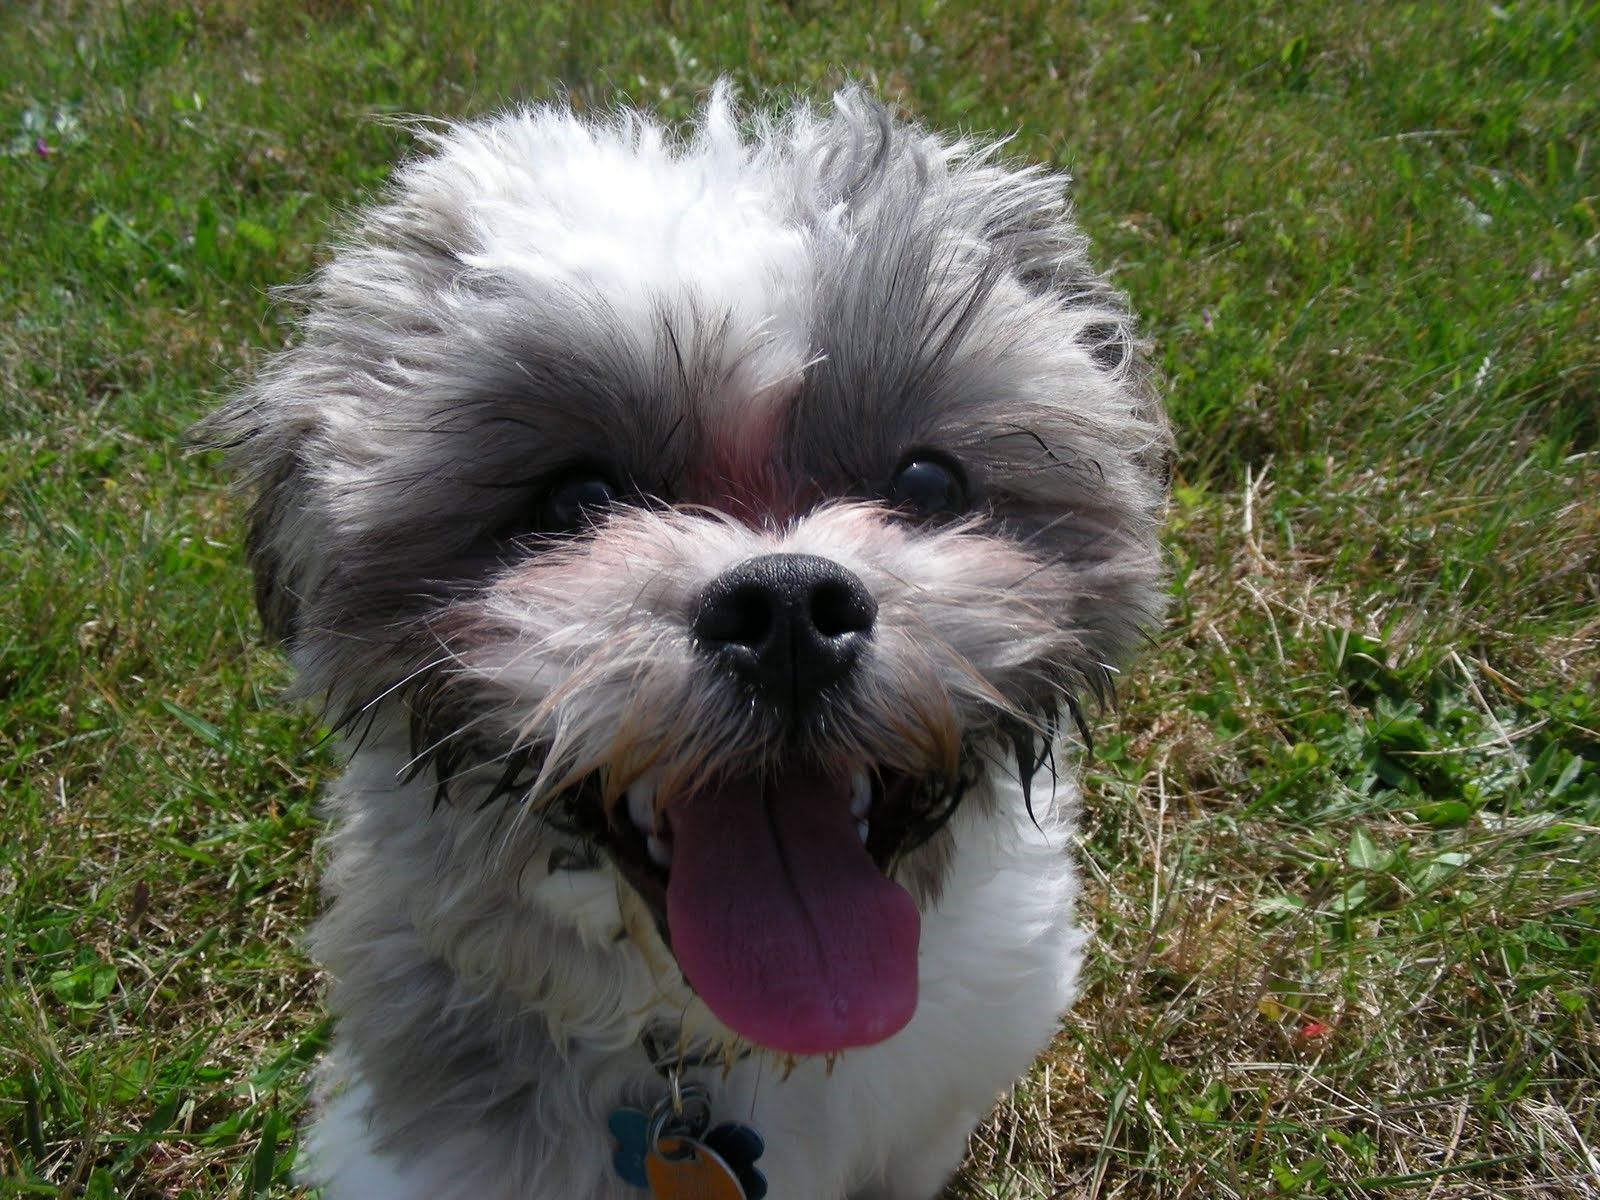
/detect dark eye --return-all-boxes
[537,471,620,533]
[888,454,968,516]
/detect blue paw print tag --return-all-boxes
[608,1107,652,1188]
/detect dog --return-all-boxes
[204,86,1168,1200]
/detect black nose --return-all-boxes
[693,553,877,712]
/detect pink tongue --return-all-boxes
[665,772,920,1056]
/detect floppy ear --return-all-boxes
[193,397,316,645]
[993,212,1173,488]
[988,201,1145,378]
[985,170,1177,489]
[922,138,1166,461]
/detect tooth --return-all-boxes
[849,770,871,820]
[857,819,870,845]
[627,772,658,834]
[647,835,672,868]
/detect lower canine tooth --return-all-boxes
[647,835,672,868]
[628,772,659,834]
[857,820,869,845]
[850,770,871,819]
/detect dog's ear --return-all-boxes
[986,211,1143,378]
[192,398,316,646]
[987,197,1174,490]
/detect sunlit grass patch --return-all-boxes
[3,1,1595,1196]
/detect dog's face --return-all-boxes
[209,90,1167,1060]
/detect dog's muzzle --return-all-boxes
[558,553,977,1058]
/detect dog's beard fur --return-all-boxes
[204,85,1169,1199]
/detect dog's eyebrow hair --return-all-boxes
[990,425,1061,460]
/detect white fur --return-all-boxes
[300,757,1082,1199]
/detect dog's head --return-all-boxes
[206,89,1168,1058]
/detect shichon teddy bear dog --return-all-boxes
[205,86,1168,1200]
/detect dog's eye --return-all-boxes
[888,454,968,516]
[537,472,620,532]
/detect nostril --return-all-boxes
[696,583,776,649]
[810,579,876,639]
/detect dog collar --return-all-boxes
[608,1071,767,1199]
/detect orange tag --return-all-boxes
[644,1135,747,1200]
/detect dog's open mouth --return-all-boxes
[596,765,959,1057]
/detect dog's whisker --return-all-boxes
[356,653,460,717]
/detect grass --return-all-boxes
[1,0,1595,1196]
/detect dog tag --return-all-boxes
[610,1082,764,1198]
[645,1134,747,1200]
[644,1123,766,1200]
